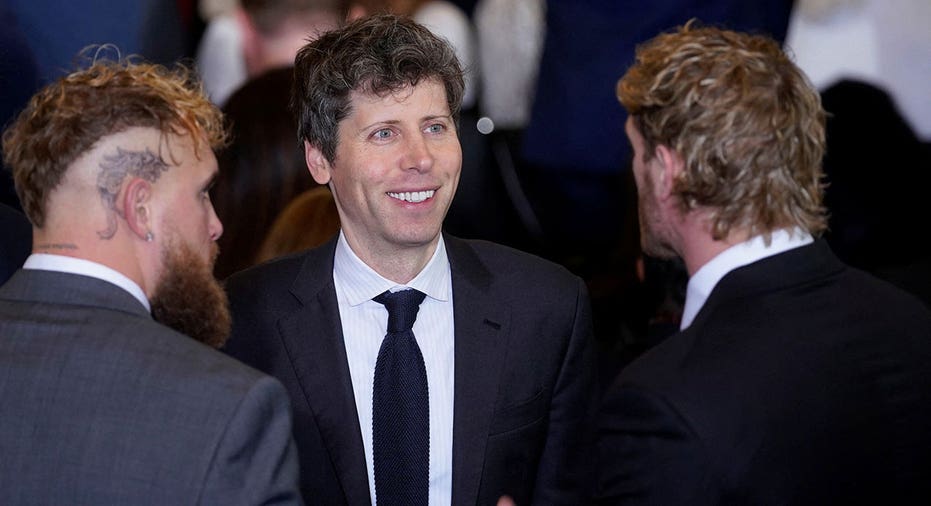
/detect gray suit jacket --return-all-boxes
[0,269,302,505]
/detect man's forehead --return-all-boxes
[343,82,448,129]
[350,79,448,107]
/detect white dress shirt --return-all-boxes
[23,253,150,312]
[680,228,814,330]
[333,232,455,506]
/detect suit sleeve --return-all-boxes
[199,375,303,505]
[532,278,598,504]
[594,384,716,505]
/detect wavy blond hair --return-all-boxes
[618,22,827,240]
[2,57,226,227]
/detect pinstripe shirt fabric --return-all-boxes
[333,232,455,506]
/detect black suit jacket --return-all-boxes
[0,269,301,504]
[224,234,596,505]
[595,240,931,504]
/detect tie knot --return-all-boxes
[373,289,426,333]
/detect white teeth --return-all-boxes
[388,190,435,203]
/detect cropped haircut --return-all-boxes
[242,0,347,35]
[2,57,226,228]
[618,22,828,240]
[292,13,465,163]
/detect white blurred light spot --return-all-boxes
[476,116,495,135]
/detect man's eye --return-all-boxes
[426,123,445,134]
[373,128,393,140]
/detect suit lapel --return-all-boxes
[276,239,372,506]
[446,236,510,505]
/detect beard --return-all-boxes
[638,171,678,260]
[150,240,231,349]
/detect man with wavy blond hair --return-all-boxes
[0,58,301,503]
[595,23,931,504]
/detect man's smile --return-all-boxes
[387,190,436,203]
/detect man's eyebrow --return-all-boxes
[423,114,453,122]
[355,119,400,135]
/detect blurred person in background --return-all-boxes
[211,67,322,278]
[785,0,931,305]
[204,1,346,279]
[254,185,341,263]
[197,0,345,105]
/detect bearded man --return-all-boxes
[0,58,301,504]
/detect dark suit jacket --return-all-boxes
[224,234,596,505]
[595,240,931,505]
[0,202,31,285]
[0,269,302,505]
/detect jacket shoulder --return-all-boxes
[450,237,581,289]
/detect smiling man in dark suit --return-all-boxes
[0,58,301,504]
[595,23,931,504]
[222,14,596,506]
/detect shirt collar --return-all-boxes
[333,231,452,306]
[23,253,151,312]
[680,227,813,330]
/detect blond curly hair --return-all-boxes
[618,22,828,240]
[2,57,226,227]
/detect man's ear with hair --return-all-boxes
[123,177,154,241]
[305,140,332,185]
[654,144,684,203]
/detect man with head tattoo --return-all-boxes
[0,58,302,504]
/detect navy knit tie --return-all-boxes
[372,289,429,506]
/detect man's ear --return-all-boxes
[123,178,154,241]
[654,144,684,201]
[305,140,332,185]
